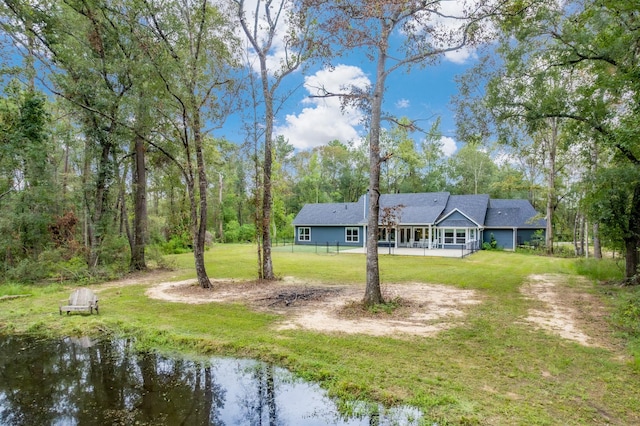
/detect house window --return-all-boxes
[298,227,310,241]
[456,229,466,244]
[469,229,476,241]
[346,227,359,243]
[378,228,396,242]
[444,229,454,244]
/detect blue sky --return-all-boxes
[0,1,479,159]
[223,0,486,158]
[257,59,472,156]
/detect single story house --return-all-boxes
[292,192,546,251]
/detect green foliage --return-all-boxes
[223,220,256,243]
[368,297,402,315]
[482,233,498,250]
[613,292,640,337]
[575,258,625,282]
[550,244,577,258]
[145,245,178,270]
[586,164,640,251]
[159,232,193,255]
[0,282,34,297]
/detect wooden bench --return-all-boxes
[59,288,99,315]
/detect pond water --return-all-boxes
[0,335,422,425]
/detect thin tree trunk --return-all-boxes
[592,222,602,259]
[131,133,147,271]
[589,139,602,259]
[573,210,580,257]
[545,118,558,255]
[363,52,387,307]
[218,172,223,242]
[260,61,275,281]
[192,112,211,289]
[624,182,640,281]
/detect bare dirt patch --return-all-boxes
[100,271,617,344]
[521,274,615,348]
[145,278,482,337]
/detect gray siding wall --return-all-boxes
[484,229,514,250]
[295,226,363,246]
[517,229,545,246]
[438,211,476,228]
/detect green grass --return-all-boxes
[0,244,638,425]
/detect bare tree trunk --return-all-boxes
[192,113,211,289]
[87,138,113,269]
[584,218,589,258]
[545,118,558,255]
[130,133,147,271]
[624,183,640,281]
[592,222,602,259]
[573,210,580,257]
[590,138,602,259]
[260,61,275,281]
[218,172,224,242]
[363,56,387,307]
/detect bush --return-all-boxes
[146,245,177,269]
[160,232,192,254]
[238,224,256,242]
[482,234,499,250]
[224,221,256,243]
[611,288,640,341]
[4,257,51,283]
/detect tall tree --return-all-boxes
[486,0,640,277]
[234,0,316,280]
[306,0,502,305]
[448,138,497,195]
[138,0,240,288]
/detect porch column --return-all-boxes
[428,225,432,249]
[363,225,367,248]
[395,225,398,249]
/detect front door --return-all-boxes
[399,227,412,247]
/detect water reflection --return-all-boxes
[0,335,421,425]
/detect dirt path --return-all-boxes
[521,274,615,349]
[98,271,616,344]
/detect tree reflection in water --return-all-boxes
[0,335,421,425]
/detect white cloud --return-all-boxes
[396,98,410,109]
[444,46,477,64]
[275,65,370,150]
[439,136,458,157]
[238,0,295,74]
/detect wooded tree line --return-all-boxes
[0,1,638,290]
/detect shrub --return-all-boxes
[160,232,192,254]
[224,221,256,243]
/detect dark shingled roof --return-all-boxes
[436,194,489,226]
[379,192,449,224]
[292,199,365,225]
[485,199,546,228]
[292,193,546,229]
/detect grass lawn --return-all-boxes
[1,244,638,425]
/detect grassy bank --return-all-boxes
[1,245,638,425]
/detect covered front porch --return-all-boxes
[375,225,483,251]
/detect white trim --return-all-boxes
[345,226,360,243]
[298,227,311,242]
[435,208,482,227]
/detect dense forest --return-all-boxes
[0,0,638,286]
